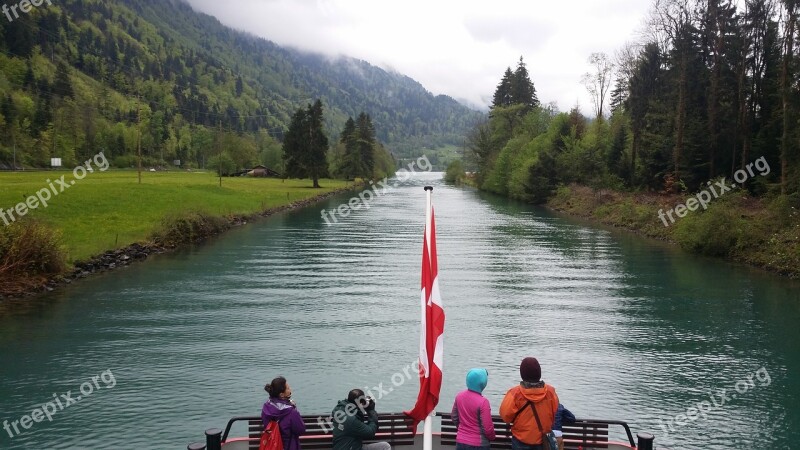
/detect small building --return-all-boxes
[246,165,281,178]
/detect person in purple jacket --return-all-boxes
[451,368,496,450]
[262,376,306,450]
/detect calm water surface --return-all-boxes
[1,172,798,449]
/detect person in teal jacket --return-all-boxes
[331,389,390,450]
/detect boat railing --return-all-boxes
[438,412,636,450]
[212,413,644,450]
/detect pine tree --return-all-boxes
[491,58,540,112]
[340,117,361,180]
[491,67,514,108]
[668,21,710,188]
[23,63,34,88]
[283,100,329,188]
[54,61,74,99]
[701,0,739,178]
[235,76,244,97]
[628,43,665,186]
[511,57,539,110]
[609,77,628,114]
[1,94,14,128]
[356,112,375,180]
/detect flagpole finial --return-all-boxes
[424,186,433,192]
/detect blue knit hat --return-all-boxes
[466,368,489,393]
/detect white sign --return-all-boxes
[50,158,62,167]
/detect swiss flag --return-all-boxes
[404,191,444,429]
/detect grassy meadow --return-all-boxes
[0,170,350,262]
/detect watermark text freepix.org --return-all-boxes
[321,155,432,225]
[3,369,116,439]
[2,0,52,23]
[0,151,109,227]
[658,156,771,227]
[658,366,771,439]
[316,359,422,432]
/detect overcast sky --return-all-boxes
[185,0,653,112]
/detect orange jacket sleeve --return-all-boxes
[499,387,519,424]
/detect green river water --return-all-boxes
[1,172,798,449]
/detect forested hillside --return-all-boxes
[0,0,482,171]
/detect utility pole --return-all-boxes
[52,98,58,162]
[137,95,142,184]
[218,120,222,187]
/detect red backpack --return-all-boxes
[259,420,283,450]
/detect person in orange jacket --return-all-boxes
[499,357,559,450]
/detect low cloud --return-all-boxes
[185,0,651,112]
[464,15,557,49]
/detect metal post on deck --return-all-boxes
[637,432,654,450]
[187,442,206,450]
[206,428,222,450]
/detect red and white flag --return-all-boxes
[405,192,444,428]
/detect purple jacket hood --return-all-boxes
[262,398,296,420]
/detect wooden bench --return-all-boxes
[222,413,415,450]
[437,413,635,450]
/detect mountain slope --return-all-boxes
[0,0,482,169]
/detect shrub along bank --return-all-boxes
[547,185,800,278]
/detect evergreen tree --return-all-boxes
[668,20,710,188]
[283,100,329,188]
[607,115,630,181]
[701,0,739,178]
[356,112,376,179]
[511,57,539,110]
[339,117,361,180]
[491,67,515,108]
[1,95,14,128]
[23,63,34,88]
[235,76,244,97]
[609,77,628,114]
[628,42,667,186]
[54,61,74,99]
[491,58,540,113]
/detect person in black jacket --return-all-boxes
[331,389,391,450]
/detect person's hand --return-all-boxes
[366,397,376,412]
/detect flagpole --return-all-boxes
[423,412,433,450]
[423,185,433,450]
[424,186,432,243]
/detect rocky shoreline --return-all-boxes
[1,185,358,300]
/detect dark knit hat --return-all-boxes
[520,357,541,382]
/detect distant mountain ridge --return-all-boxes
[124,0,486,153]
[0,0,482,168]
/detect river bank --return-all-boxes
[546,184,800,278]
[0,176,358,299]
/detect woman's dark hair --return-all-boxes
[265,376,287,398]
[347,388,365,403]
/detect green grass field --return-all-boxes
[0,170,349,262]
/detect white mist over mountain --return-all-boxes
[184,0,650,113]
